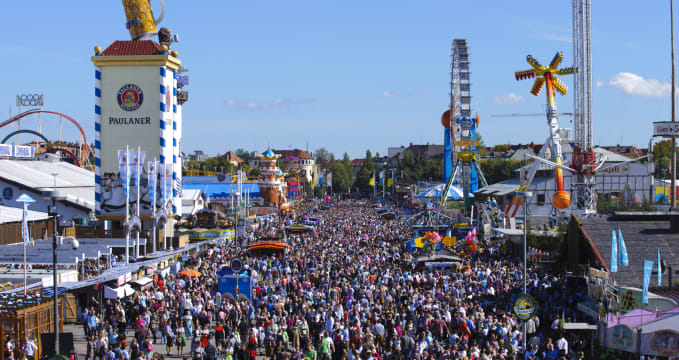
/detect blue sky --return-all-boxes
[0,1,675,159]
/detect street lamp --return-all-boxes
[42,189,66,355]
[514,190,532,351]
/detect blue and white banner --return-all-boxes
[0,144,12,156]
[118,150,131,194]
[147,161,157,206]
[643,260,654,304]
[611,230,618,273]
[618,228,628,266]
[14,145,33,157]
[21,203,29,245]
[379,170,384,185]
[658,249,662,287]
[327,172,332,187]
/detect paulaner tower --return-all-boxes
[93,0,187,223]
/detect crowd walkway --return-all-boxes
[71,199,589,360]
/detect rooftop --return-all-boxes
[100,40,163,56]
[581,215,679,288]
[0,159,94,210]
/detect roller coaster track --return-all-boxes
[0,109,91,168]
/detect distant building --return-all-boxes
[220,151,244,167]
[477,146,654,219]
[189,150,209,162]
[181,189,205,216]
[273,149,315,183]
[387,143,445,166]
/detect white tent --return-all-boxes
[103,284,135,299]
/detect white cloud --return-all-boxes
[596,72,671,98]
[225,98,314,112]
[383,90,397,98]
[489,92,526,104]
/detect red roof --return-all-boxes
[273,149,313,160]
[100,40,162,56]
[351,159,366,167]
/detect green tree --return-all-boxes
[331,156,353,193]
[480,159,528,184]
[653,139,677,179]
[314,147,332,170]
[234,148,252,163]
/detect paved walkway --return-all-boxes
[65,323,269,360]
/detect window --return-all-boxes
[537,193,545,206]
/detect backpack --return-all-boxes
[205,344,217,360]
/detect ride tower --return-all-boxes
[441,39,487,208]
[93,0,187,222]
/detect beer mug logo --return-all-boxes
[122,0,165,40]
[117,84,144,111]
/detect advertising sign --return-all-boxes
[512,293,538,320]
[654,121,679,137]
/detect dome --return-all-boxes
[263,148,276,158]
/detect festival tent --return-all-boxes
[103,284,135,299]
[415,183,464,200]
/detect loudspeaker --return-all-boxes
[40,333,73,356]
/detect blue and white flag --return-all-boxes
[379,170,384,185]
[118,150,132,194]
[618,228,628,266]
[327,172,332,187]
[147,161,157,206]
[318,172,323,185]
[611,230,618,273]
[643,260,654,304]
[658,249,662,287]
[21,203,29,245]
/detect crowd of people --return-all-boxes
[78,198,591,360]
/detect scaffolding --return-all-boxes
[572,0,597,215]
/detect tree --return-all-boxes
[653,139,678,179]
[331,156,353,193]
[234,148,252,163]
[314,147,332,170]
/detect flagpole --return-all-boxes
[125,145,130,264]
[23,202,27,296]
[152,158,157,254]
[136,146,141,259]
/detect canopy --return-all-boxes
[103,284,135,299]
[132,277,153,287]
[415,183,464,200]
[178,269,202,277]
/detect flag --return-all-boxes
[118,150,131,194]
[618,228,628,266]
[327,172,332,187]
[379,171,384,185]
[21,203,29,245]
[369,172,375,186]
[147,161,157,205]
[610,230,618,273]
[289,180,299,196]
[642,260,654,304]
[387,176,393,186]
[318,173,323,185]
[658,249,662,287]
[165,164,173,204]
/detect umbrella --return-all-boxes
[178,269,202,277]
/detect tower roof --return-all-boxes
[262,149,276,158]
[100,40,163,56]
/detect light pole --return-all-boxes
[43,189,66,355]
[515,190,533,352]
